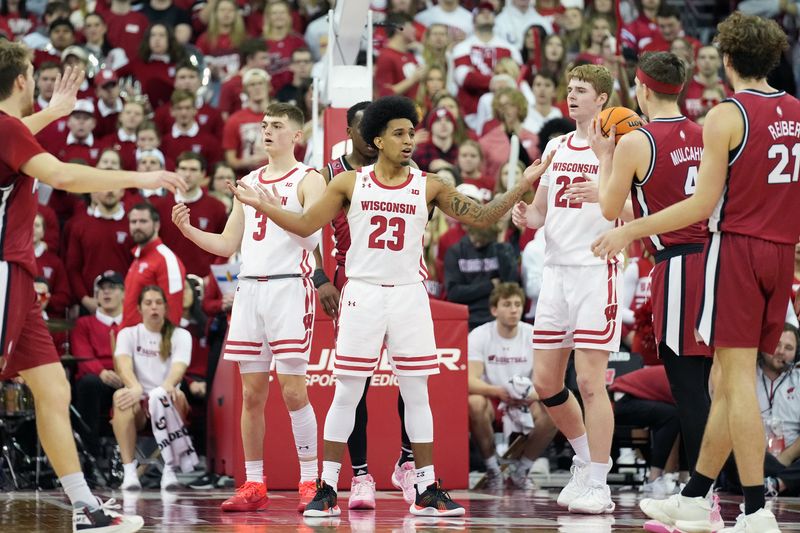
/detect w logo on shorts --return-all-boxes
[604,303,618,322]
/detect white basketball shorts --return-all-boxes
[222,277,315,375]
[333,280,439,377]
[532,263,622,352]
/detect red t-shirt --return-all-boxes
[375,47,419,99]
[35,247,72,316]
[33,101,69,155]
[0,112,47,277]
[218,74,243,117]
[116,59,177,109]
[196,32,241,81]
[72,313,121,381]
[102,10,150,60]
[161,129,223,169]
[265,33,307,94]
[222,107,266,169]
[154,102,224,138]
[97,131,138,170]
[681,76,733,123]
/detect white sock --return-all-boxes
[245,460,263,483]
[321,461,341,491]
[517,455,535,474]
[589,461,611,486]
[415,464,435,495]
[485,455,500,472]
[122,462,138,479]
[289,403,318,481]
[60,472,97,510]
[568,434,591,463]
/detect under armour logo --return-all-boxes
[297,445,310,451]
[347,301,356,306]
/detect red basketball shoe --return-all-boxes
[220,481,268,512]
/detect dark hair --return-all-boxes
[360,96,419,150]
[139,23,186,64]
[489,282,525,308]
[176,151,207,172]
[784,323,800,355]
[0,41,30,100]
[347,101,371,127]
[534,70,558,87]
[44,1,68,18]
[239,37,268,65]
[175,60,200,75]
[291,46,312,60]
[715,12,788,80]
[37,61,61,74]
[265,102,305,127]
[184,276,207,332]
[637,52,686,99]
[656,5,681,20]
[386,12,413,39]
[130,202,160,223]
[1,0,28,18]
[48,17,74,35]
[538,117,576,154]
[137,285,175,362]
[84,12,113,56]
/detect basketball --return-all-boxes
[597,106,643,142]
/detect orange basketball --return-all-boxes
[597,106,643,142]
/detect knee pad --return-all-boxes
[323,375,368,442]
[541,387,570,408]
[397,375,433,443]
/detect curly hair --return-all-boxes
[359,96,418,150]
[715,12,787,80]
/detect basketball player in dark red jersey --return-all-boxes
[592,13,798,532]
[0,42,184,533]
[312,101,421,509]
[588,51,720,527]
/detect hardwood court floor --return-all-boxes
[2,488,800,532]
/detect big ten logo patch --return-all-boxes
[304,347,464,387]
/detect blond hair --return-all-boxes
[568,64,614,106]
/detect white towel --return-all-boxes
[148,387,199,473]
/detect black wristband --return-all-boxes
[312,268,330,289]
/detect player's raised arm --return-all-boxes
[588,120,646,220]
[21,65,84,134]
[173,197,245,258]
[229,169,352,237]
[591,103,736,259]
[431,151,555,228]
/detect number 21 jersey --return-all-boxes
[540,133,620,266]
[346,165,430,285]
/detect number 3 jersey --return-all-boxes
[540,133,621,266]
[710,90,800,244]
[631,116,707,256]
[346,164,430,286]
[240,163,317,277]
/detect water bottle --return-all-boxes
[768,418,786,456]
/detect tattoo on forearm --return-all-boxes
[435,173,525,226]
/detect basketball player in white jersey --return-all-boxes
[171,103,325,513]
[511,65,631,514]
[230,95,554,517]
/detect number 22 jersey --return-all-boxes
[346,165,430,285]
[540,133,622,266]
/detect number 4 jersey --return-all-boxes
[710,90,800,244]
[346,164,430,285]
[540,133,622,266]
[240,163,317,277]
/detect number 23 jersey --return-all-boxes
[346,164,430,286]
[540,133,621,266]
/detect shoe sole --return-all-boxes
[672,520,715,533]
[409,505,466,517]
[639,501,677,525]
[303,506,341,517]
[568,503,616,515]
[348,499,376,510]
[220,500,269,512]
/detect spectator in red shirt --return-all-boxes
[457,140,495,202]
[97,100,144,170]
[621,0,660,55]
[223,68,270,173]
[375,13,424,99]
[414,106,459,172]
[60,46,95,101]
[154,62,223,138]
[154,152,228,277]
[196,0,246,82]
[122,202,186,327]
[33,213,71,317]
[0,0,37,40]
[57,99,101,165]
[101,0,150,60]
[641,5,701,55]
[93,69,123,138]
[576,14,614,66]
[32,18,75,70]
[33,62,68,154]
[66,151,133,313]
[262,0,306,94]
[21,1,69,50]
[72,271,125,458]
[161,90,223,169]
[218,38,270,119]
[116,22,187,109]
[681,45,733,123]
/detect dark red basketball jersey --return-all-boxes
[632,116,708,255]
[326,156,353,268]
[0,112,47,277]
[710,90,800,244]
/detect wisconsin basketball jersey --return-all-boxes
[239,162,316,277]
[345,165,430,285]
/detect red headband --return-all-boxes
[636,68,683,95]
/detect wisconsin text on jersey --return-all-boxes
[360,200,418,214]
[550,162,599,173]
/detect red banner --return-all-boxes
[208,297,469,490]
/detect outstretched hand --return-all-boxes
[227,180,281,211]
[172,203,192,235]
[140,170,186,194]
[521,150,555,189]
[47,66,85,119]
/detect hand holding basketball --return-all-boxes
[597,106,643,143]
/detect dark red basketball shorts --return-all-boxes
[0,263,60,379]
[651,246,713,357]
[696,233,794,353]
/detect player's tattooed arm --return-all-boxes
[430,151,555,228]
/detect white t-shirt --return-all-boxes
[468,320,535,386]
[756,365,800,448]
[115,323,192,394]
